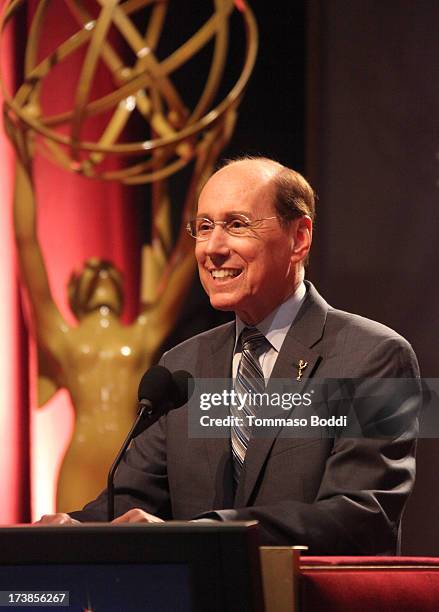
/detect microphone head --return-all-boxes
[133,367,194,438]
[137,366,194,409]
[137,365,174,404]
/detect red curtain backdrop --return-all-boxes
[0,3,30,524]
[0,0,140,521]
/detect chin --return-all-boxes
[208,292,243,314]
[208,295,233,312]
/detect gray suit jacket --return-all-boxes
[72,282,420,554]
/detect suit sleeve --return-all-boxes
[200,336,421,554]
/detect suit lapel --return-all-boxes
[235,282,329,507]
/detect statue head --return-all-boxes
[68,258,124,319]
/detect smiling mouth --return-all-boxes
[210,268,242,280]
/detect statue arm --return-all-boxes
[13,157,68,344]
[136,232,195,350]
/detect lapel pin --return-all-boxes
[296,359,308,381]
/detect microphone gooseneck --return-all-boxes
[107,366,193,521]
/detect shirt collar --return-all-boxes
[234,281,307,352]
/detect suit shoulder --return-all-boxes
[304,281,413,352]
[323,307,419,377]
[327,306,411,346]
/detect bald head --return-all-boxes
[220,157,283,181]
[209,157,316,226]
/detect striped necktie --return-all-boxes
[231,327,268,485]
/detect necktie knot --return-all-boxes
[240,327,267,354]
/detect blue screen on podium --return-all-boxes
[0,564,192,611]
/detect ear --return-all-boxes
[290,215,312,264]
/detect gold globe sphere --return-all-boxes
[0,0,258,183]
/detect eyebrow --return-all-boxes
[195,210,253,219]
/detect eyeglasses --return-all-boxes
[186,214,277,240]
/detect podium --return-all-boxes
[0,523,264,611]
[6,525,435,611]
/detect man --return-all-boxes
[37,157,419,555]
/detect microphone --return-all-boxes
[133,367,193,436]
[107,366,193,521]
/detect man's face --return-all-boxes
[195,161,302,325]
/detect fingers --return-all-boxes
[33,513,81,526]
[111,509,164,524]
[33,510,164,525]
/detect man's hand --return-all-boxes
[34,513,81,526]
[111,509,164,524]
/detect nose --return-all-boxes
[204,224,230,260]
[206,225,229,255]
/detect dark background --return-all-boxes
[163,0,439,555]
[305,0,439,555]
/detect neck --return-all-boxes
[79,305,119,322]
[238,278,305,326]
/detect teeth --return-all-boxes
[211,269,240,278]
